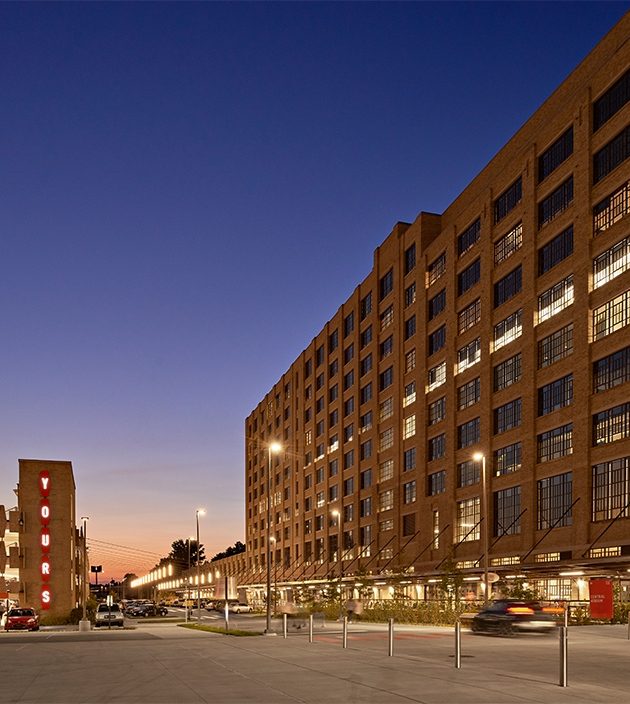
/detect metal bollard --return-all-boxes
[388,618,394,657]
[454,620,461,669]
[309,614,313,643]
[283,613,288,639]
[342,616,348,649]
[559,608,568,688]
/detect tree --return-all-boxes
[168,539,204,569]
[211,541,246,562]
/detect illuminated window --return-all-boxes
[379,427,394,451]
[537,275,574,323]
[493,310,522,351]
[405,348,416,373]
[379,489,394,512]
[403,381,416,408]
[379,458,394,482]
[593,235,630,289]
[403,415,416,440]
[428,361,447,391]
[457,338,481,374]
[456,497,480,542]
[593,403,630,446]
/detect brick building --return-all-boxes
[1,459,85,620]
[243,15,630,602]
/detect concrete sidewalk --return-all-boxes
[0,620,628,703]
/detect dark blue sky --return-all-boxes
[2,2,627,577]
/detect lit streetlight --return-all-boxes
[331,509,343,619]
[196,509,205,622]
[472,452,490,605]
[265,441,282,634]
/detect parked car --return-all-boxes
[95,603,124,628]
[4,608,40,631]
[228,603,252,614]
[471,600,556,636]
[128,604,167,618]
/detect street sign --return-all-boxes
[106,594,113,606]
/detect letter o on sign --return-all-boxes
[40,499,51,525]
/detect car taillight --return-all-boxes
[507,606,534,614]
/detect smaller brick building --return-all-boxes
[0,459,85,620]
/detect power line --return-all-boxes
[88,538,162,557]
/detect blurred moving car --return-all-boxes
[4,608,40,631]
[471,600,556,635]
[127,604,168,618]
[95,603,124,628]
[228,603,252,614]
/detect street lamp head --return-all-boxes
[472,452,485,463]
[196,508,206,517]
[269,536,276,543]
[269,442,282,454]
[331,509,340,518]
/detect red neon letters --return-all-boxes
[39,470,52,610]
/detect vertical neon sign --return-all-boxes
[39,470,52,609]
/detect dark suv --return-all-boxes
[471,600,556,636]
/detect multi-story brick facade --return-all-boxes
[244,14,630,601]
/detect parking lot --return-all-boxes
[1,619,629,703]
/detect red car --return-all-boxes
[4,608,40,631]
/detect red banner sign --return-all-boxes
[590,578,613,619]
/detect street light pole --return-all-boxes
[196,509,205,623]
[270,536,277,615]
[186,538,191,623]
[473,452,490,605]
[266,442,282,634]
[331,509,342,619]
[80,516,90,631]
